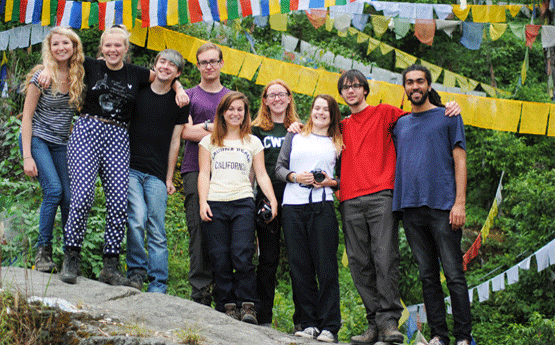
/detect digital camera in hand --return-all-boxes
[311,169,325,183]
[256,198,273,226]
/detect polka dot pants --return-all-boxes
[64,116,129,254]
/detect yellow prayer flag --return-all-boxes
[455,74,469,92]
[475,97,522,132]
[378,81,404,108]
[218,0,229,20]
[256,58,284,86]
[490,23,507,41]
[280,62,302,91]
[547,104,555,137]
[269,13,288,31]
[420,60,443,83]
[220,47,246,76]
[342,248,349,267]
[187,38,206,64]
[367,37,380,54]
[452,5,471,21]
[313,70,341,100]
[379,42,394,55]
[338,30,347,37]
[472,5,506,23]
[399,300,410,327]
[467,79,479,91]
[348,27,359,36]
[5,0,13,22]
[122,0,133,28]
[81,2,90,29]
[324,0,335,7]
[472,5,488,22]
[371,15,390,38]
[165,29,188,57]
[394,49,417,70]
[292,67,320,96]
[401,93,412,112]
[449,93,477,127]
[238,53,263,80]
[366,80,383,106]
[480,83,496,97]
[42,0,51,25]
[325,15,334,31]
[357,32,370,44]
[269,0,280,15]
[481,199,498,239]
[506,5,522,17]
[519,101,550,135]
[167,0,179,26]
[443,70,456,88]
[130,22,148,47]
[147,27,167,52]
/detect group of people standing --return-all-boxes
[21,24,473,345]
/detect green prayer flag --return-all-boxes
[89,2,99,26]
[228,0,240,19]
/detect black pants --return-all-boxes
[282,201,341,334]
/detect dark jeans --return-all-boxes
[340,190,403,329]
[202,197,259,312]
[183,172,213,301]
[282,201,341,334]
[402,207,472,344]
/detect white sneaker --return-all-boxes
[295,326,320,339]
[316,330,338,343]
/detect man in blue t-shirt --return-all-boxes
[126,49,189,293]
[392,65,472,345]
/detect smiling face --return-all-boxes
[404,70,431,106]
[311,97,331,130]
[154,56,181,83]
[224,99,246,129]
[50,33,74,65]
[101,33,128,70]
[263,83,291,118]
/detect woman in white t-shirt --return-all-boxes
[275,94,343,343]
[198,91,278,325]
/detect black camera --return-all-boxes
[311,169,326,183]
[256,198,273,225]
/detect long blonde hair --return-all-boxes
[252,79,300,131]
[211,92,252,147]
[302,94,343,155]
[24,27,85,109]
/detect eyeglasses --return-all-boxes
[266,92,289,100]
[340,83,364,91]
[198,59,221,67]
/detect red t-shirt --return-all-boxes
[340,104,406,202]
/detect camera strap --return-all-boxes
[308,187,326,214]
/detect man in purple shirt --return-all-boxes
[180,42,230,306]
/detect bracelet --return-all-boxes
[204,120,210,131]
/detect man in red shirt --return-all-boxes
[338,69,459,344]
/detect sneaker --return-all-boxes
[98,255,132,286]
[240,302,258,324]
[295,327,320,339]
[429,336,447,345]
[317,330,338,343]
[456,340,471,345]
[35,245,57,273]
[129,274,144,290]
[351,326,378,344]
[381,322,404,344]
[224,303,239,320]
[60,248,81,284]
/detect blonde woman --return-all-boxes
[251,79,301,326]
[198,91,278,324]
[20,27,85,273]
[39,25,187,286]
[276,95,343,343]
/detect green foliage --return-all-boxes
[508,312,555,345]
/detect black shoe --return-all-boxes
[35,245,57,273]
[128,273,144,290]
[98,255,131,286]
[60,248,81,284]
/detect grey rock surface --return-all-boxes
[1,266,355,344]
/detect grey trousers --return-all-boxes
[340,190,403,329]
[183,171,213,301]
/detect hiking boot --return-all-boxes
[381,322,404,344]
[35,245,57,273]
[351,326,378,344]
[456,339,471,345]
[295,327,320,339]
[240,302,258,324]
[98,255,131,286]
[60,248,81,284]
[317,330,338,343]
[128,273,144,290]
[224,303,240,320]
[429,336,447,345]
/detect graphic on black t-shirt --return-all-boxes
[92,73,133,117]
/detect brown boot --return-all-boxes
[381,322,404,344]
[35,245,57,273]
[351,325,379,344]
[240,302,258,324]
[224,303,239,320]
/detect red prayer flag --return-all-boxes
[140,0,150,27]
[19,0,28,22]
[56,0,66,26]
[188,0,203,23]
[414,19,436,46]
[306,9,326,29]
[98,2,106,30]
[463,233,482,271]
[525,24,541,48]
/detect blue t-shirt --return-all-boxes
[392,107,466,212]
